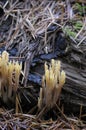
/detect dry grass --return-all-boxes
[0,0,85,50]
[0,108,86,130]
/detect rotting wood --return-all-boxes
[21,41,39,87]
[62,61,86,107]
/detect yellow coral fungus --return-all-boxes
[2,50,9,62]
[0,51,22,102]
[38,59,66,109]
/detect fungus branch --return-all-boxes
[0,51,22,103]
[38,59,66,110]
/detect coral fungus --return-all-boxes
[0,51,22,102]
[38,59,66,109]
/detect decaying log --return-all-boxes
[59,41,86,112]
[27,36,86,113]
[62,62,86,106]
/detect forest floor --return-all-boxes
[0,0,86,129]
